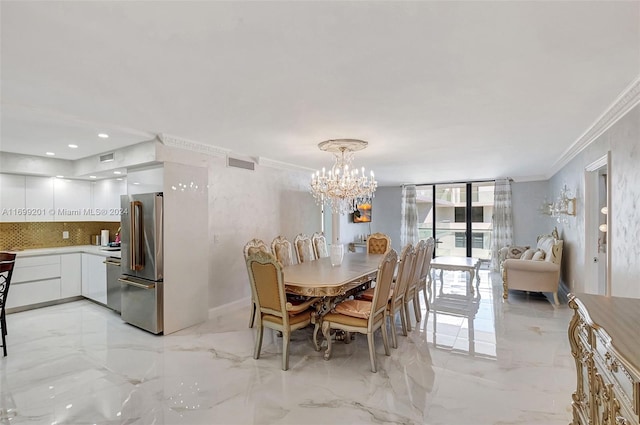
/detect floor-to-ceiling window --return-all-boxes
[417,181,494,259]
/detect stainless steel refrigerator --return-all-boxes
[119,192,164,334]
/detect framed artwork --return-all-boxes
[353,203,372,223]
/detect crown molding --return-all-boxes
[158,133,230,158]
[549,75,640,177]
[256,156,315,173]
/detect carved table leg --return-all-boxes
[312,313,322,351]
[322,321,333,360]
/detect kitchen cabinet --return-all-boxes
[25,176,55,221]
[1,174,125,223]
[0,174,26,222]
[54,178,93,222]
[92,178,126,222]
[6,255,61,309]
[61,253,82,298]
[81,253,107,304]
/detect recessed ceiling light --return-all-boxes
[46,152,55,156]
[68,144,78,149]
[56,175,64,178]
[89,175,97,179]
[113,171,122,175]
[133,182,140,185]
[98,133,109,139]
[116,178,123,181]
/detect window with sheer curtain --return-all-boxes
[490,178,514,271]
[401,185,419,247]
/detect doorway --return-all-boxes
[584,152,611,295]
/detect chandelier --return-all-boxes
[310,139,377,215]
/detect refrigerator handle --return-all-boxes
[118,277,155,289]
[130,200,145,271]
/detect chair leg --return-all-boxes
[404,300,412,332]
[423,287,430,311]
[399,303,408,336]
[254,322,263,360]
[553,292,560,305]
[422,282,429,310]
[367,332,377,373]
[1,311,6,357]
[390,311,398,349]
[282,331,290,371]
[248,302,256,328]
[413,293,421,322]
[380,318,390,356]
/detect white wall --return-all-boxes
[550,104,640,298]
[208,161,320,308]
[336,186,402,253]
[511,180,550,246]
[155,144,321,309]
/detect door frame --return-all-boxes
[584,152,611,295]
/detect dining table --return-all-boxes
[283,252,384,352]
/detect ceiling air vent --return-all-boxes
[99,152,115,163]
[227,157,255,171]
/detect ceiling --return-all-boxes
[1,1,639,185]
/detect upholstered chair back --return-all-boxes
[371,249,399,323]
[411,240,427,287]
[246,251,286,318]
[392,244,415,305]
[271,236,295,267]
[311,232,329,259]
[294,234,316,264]
[367,233,391,254]
[420,237,435,280]
[243,238,270,259]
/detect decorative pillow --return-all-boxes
[507,246,530,259]
[334,299,371,319]
[520,249,535,260]
[532,249,546,261]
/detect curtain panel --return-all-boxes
[401,185,419,247]
[491,178,514,271]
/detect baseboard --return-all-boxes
[208,297,250,320]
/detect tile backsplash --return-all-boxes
[0,222,121,251]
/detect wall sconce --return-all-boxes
[541,185,577,223]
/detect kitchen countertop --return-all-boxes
[10,245,121,259]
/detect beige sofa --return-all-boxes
[500,229,563,305]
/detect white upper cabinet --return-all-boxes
[53,178,93,222]
[1,173,125,223]
[92,179,126,222]
[0,174,26,222]
[25,176,55,221]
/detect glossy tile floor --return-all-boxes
[1,269,575,424]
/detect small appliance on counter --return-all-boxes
[100,229,110,246]
[119,192,163,334]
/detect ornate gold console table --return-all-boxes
[568,293,640,425]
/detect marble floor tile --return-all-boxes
[1,269,575,424]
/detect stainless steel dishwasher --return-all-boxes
[104,256,122,313]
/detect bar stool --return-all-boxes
[0,252,17,357]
